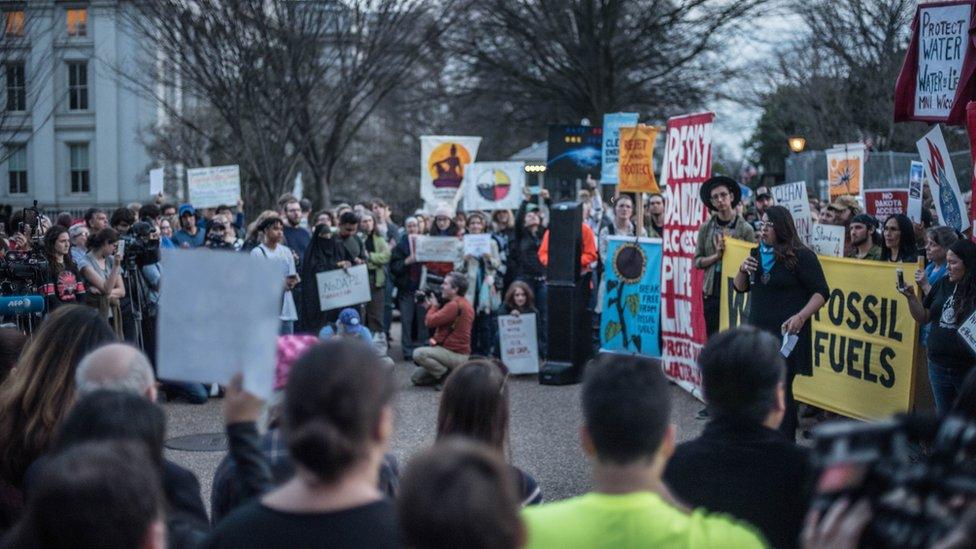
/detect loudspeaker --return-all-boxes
[547,202,583,284]
[540,278,592,385]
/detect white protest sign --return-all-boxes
[958,309,976,355]
[157,248,280,399]
[316,264,370,312]
[420,136,482,211]
[917,125,970,232]
[915,3,972,119]
[809,223,846,257]
[908,161,925,224]
[498,313,540,375]
[463,162,524,211]
[771,181,812,244]
[414,236,462,263]
[187,165,241,209]
[463,234,492,257]
[149,168,164,196]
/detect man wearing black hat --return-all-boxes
[750,186,774,232]
[846,214,882,261]
[694,176,756,337]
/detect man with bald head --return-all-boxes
[76,343,157,402]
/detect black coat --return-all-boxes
[664,417,814,549]
[298,227,367,332]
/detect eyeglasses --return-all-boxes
[759,221,773,229]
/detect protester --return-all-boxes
[462,212,502,357]
[398,438,524,549]
[899,239,976,413]
[598,194,646,261]
[734,205,829,440]
[1,441,166,549]
[75,343,157,401]
[845,214,881,261]
[390,217,428,361]
[645,192,666,238]
[503,281,542,355]
[665,326,813,549]
[751,186,774,232]
[918,226,959,297]
[437,359,542,505]
[318,307,373,345]
[515,199,548,356]
[67,223,89,266]
[695,176,757,337]
[250,216,299,335]
[172,204,206,248]
[298,219,367,333]
[314,210,334,229]
[83,207,108,233]
[78,228,126,336]
[371,199,400,244]
[426,204,462,279]
[825,195,860,254]
[53,211,73,229]
[0,306,116,528]
[41,226,86,311]
[0,329,25,386]
[110,207,135,235]
[410,272,474,387]
[203,340,398,548]
[158,216,177,249]
[881,213,918,263]
[492,208,517,286]
[522,353,765,548]
[280,196,310,260]
[361,213,391,342]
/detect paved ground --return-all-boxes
[163,326,707,513]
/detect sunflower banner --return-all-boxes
[599,236,663,357]
[420,135,482,211]
[826,143,865,199]
[462,161,524,211]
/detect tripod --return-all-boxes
[121,256,147,351]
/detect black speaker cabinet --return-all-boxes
[547,202,583,284]
[541,279,592,385]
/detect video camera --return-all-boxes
[415,273,445,305]
[811,414,976,548]
[119,221,160,267]
[0,249,48,296]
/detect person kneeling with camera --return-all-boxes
[410,272,474,388]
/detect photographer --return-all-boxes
[390,217,428,361]
[410,271,474,388]
[205,218,242,251]
[110,207,135,236]
[79,228,125,337]
[41,226,87,311]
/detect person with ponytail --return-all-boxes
[900,239,976,413]
[203,339,397,548]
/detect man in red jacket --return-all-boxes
[410,271,475,387]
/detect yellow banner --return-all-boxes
[618,125,659,193]
[720,238,918,420]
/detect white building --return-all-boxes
[1,1,156,211]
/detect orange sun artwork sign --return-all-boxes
[825,144,866,198]
[420,136,482,211]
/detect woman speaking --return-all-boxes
[733,206,829,440]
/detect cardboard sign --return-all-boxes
[864,189,909,219]
[915,2,973,119]
[149,168,164,196]
[601,112,640,184]
[721,238,919,420]
[617,125,660,193]
[826,144,865,198]
[187,165,241,209]
[917,124,970,232]
[316,264,370,312]
[908,161,925,223]
[809,224,846,257]
[420,136,482,211]
[599,236,663,356]
[157,249,280,399]
[771,181,812,244]
[498,313,540,375]
[958,309,976,355]
[414,236,462,263]
[462,233,492,257]
[463,162,524,211]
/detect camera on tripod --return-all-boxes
[118,221,160,268]
[811,414,976,548]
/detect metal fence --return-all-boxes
[785,150,973,201]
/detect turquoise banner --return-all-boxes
[600,236,662,356]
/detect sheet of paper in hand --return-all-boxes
[317,264,371,311]
[157,248,281,399]
[463,234,492,257]
[414,236,462,263]
[498,313,540,375]
[959,309,976,355]
[809,224,845,257]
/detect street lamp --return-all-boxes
[787,136,806,154]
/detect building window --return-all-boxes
[5,63,25,111]
[68,61,87,110]
[6,145,26,194]
[66,8,87,37]
[4,11,25,38]
[69,143,89,193]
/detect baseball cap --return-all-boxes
[338,308,361,327]
[178,204,196,217]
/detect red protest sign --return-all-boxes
[863,189,909,219]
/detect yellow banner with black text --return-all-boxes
[719,238,919,420]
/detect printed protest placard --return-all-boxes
[918,124,970,232]
[915,2,973,119]
[721,239,919,420]
[157,249,280,399]
[316,264,370,312]
[660,112,714,400]
[826,144,865,198]
[908,161,925,223]
[809,223,846,257]
[772,181,812,244]
[414,236,462,263]
[149,168,164,196]
[959,310,976,355]
[601,112,639,185]
[463,162,524,211]
[498,313,540,375]
[864,189,909,218]
[599,236,662,356]
[617,125,660,194]
[463,234,492,257]
[420,136,482,211]
[187,165,241,209]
